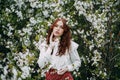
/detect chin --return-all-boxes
[54,34,60,37]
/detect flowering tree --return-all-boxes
[0,0,120,80]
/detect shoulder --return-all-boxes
[70,40,79,50]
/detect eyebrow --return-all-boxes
[55,24,64,28]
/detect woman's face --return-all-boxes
[53,20,64,37]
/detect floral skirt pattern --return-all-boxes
[45,68,74,80]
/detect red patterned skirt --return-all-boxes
[45,68,74,80]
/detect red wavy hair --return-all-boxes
[46,18,71,56]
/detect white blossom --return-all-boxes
[7,24,14,31]
[29,17,37,25]
[10,5,15,12]
[29,0,36,2]
[28,9,34,14]
[14,0,24,9]
[12,67,18,80]
[43,1,50,8]
[5,8,11,13]
[103,72,107,76]
[50,3,57,7]
[73,31,77,35]
[54,7,62,12]
[91,50,101,66]
[7,31,12,36]
[21,66,30,79]
[0,64,2,68]
[15,10,23,19]
[86,15,92,22]
[22,27,32,35]
[89,45,94,51]
[37,3,42,8]
[18,78,22,80]
[1,74,6,80]
[30,1,39,8]
[43,10,49,17]
[4,66,8,75]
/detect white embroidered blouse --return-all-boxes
[37,40,81,72]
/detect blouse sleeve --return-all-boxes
[37,41,52,69]
[67,41,81,71]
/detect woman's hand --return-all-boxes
[57,67,68,75]
[49,32,55,49]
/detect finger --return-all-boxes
[50,32,54,43]
[58,71,65,75]
[58,70,65,74]
[57,71,64,75]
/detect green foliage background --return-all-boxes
[0,0,120,80]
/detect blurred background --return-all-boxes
[0,0,120,80]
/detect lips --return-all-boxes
[55,31,59,34]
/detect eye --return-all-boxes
[54,24,58,27]
[60,26,64,29]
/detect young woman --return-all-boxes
[37,18,81,80]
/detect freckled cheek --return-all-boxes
[60,30,64,35]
